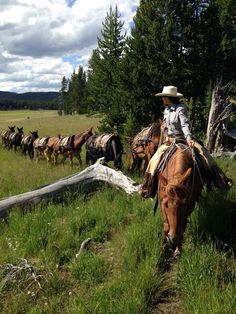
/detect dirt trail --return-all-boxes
[151,259,185,314]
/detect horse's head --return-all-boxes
[8,126,15,132]
[73,127,93,150]
[17,127,23,134]
[84,127,93,140]
[158,168,192,251]
[30,130,39,140]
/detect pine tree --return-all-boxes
[121,0,169,132]
[77,66,87,114]
[122,0,235,137]
[87,6,126,134]
[86,49,103,112]
[60,76,69,115]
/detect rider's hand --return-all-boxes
[187,138,195,147]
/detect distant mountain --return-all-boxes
[0,91,60,102]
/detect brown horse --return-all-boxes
[44,127,93,166]
[2,126,15,148]
[129,123,162,174]
[43,135,61,163]
[157,143,203,256]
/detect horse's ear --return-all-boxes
[159,172,168,187]
[180,168,192,185]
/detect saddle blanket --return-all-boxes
[60,136,72,149]
[133,126,151,144]
[94,134,114,149]
[35,137,48,148]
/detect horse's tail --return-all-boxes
[112,136,123,169]
[111,137,117,161]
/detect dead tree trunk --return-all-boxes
[206,82,232,153]
[0,160,140,218]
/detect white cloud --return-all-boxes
[0,0,139,93]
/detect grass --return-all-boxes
[0,110,100,137]
[0,110,236,313]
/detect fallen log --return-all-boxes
[214,150,236,160]
[0,159,140,218]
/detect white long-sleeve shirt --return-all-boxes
[163,103,192,139]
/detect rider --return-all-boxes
[139,85,233,198]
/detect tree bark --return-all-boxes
[0,160,139,218]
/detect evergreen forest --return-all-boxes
[60,0,236,139]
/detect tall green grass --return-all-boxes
[0,111,235,313]
[177,158,236,314]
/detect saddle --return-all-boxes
[140,141,206,199]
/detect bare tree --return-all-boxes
[206,81,233,153]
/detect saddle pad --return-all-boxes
[36,137,48,147]
[94,134,114,149]
[60,136,71,147]
[22,135,31,145]
[133,126,151,144]
[9,133,17,141]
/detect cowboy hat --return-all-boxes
[155,86,183,97]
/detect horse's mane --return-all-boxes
[75,127,93,139]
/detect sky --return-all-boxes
[0,0,139,93]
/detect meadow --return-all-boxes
[0,110,235,314]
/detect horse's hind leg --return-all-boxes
[44,147,52,163]
[53,152,59,165]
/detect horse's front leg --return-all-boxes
[53,151,59,165]
[85,152,91,165]
[76,153,82,167]
[142,157,149,175]
[160,201,170,239]
[129,154,135,174]
[34,149,38,162]
[68,152,73,167]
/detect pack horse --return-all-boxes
[86,133,123,170]
[44,127,93,166]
